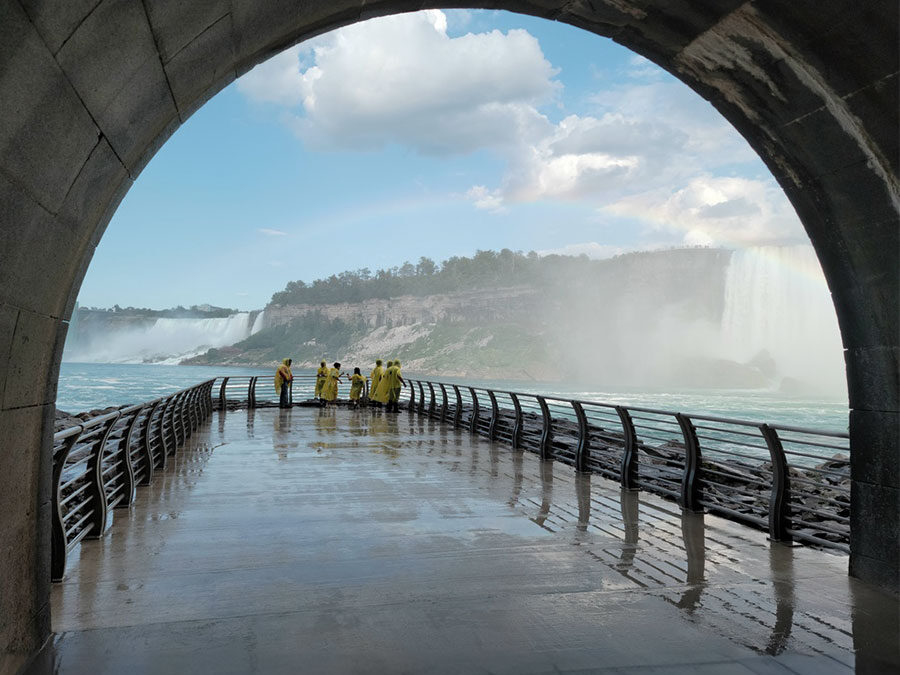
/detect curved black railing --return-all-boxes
[404,378,850,552]
[53,372,849,582]
[51,380,215,581]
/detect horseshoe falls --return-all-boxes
[719,245,846,396]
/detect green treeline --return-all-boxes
[270,248,717,306]
[270,249,546,305]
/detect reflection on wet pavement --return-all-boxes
[34,408,899,674]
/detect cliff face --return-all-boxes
[262,286,540,331]
[186,248,745,385]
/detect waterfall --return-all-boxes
[64,312,259,364]
[250,310,266,335]
[720,245,846,395]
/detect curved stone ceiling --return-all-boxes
[0,1,896,671]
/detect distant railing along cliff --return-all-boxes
[50,375,848,580]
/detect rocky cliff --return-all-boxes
[261,286,540,332]
[186,248,750,385]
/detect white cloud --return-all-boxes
[258,228,288,236]
[238,10,805,247]
[466,185,505,212]
[239,11,558,155]
[237,49,308,106]
[605,175,804,246]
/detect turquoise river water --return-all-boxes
[58,362,849,434]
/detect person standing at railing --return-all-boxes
[372,360,393,407]
[314,360,328,401]
[323,362,343,406]
[368,359,384,407]
[275,358,293,408]
[385,360,405,413]
[349,368,367,408]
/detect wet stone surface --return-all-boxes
[32,407,899,674]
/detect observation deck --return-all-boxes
[34,395,899,674]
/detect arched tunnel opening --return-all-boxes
[0,2,896,672]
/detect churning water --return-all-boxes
[57,363,848,435]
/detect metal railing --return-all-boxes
[405,379,850,551]
[210,373,369,408]
[52,371,849,581]
[51,380,215,581]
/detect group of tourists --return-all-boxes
[315,359,405,412]
[274,358,405,411]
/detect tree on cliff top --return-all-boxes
[268,247,726,307]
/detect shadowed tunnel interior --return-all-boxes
[0,1,897,672]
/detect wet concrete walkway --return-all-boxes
[34,407,898,673]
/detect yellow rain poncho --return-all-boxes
[369,360,384,398]
[349,373,366,401]
[323,366,341,401]
[315,361,328,398]
[274,359,293,394]
[386,360,403,403]
[372,360,393,403]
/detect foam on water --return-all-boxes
[57,363,848,436]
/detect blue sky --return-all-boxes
[77,9,808,311]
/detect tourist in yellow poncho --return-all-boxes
[323,362,343,404]
[385,359,405,412]
[349,367,367,408]
[274,358,293,408]
[372,360,393,405]
[368,359,384,407]
[314,360,328,400]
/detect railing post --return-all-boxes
[183,391,192,440]
[200,382,208,418]
[197,383,206,419]
[439,383,448,423]
[86,414,120,539]
[51,428,83,581]
[170,393,180,447]
[249,377,257,409]
[141,400,164,483]
[195,385,204,424]
[616,406,639,490]
[510,393,523,449]
[159,397,173,465]
[205,381,214,417]
[219,377,229,410]
[760,423,792,542]
[676,413,703,512]
[118,408,143,507]
[177,392,188,446]
[417,381,426,415]
[452,385,463,427]
[537,396,552,460]
[487,390,499,441]
[572,401,590,473]
[427,382,436,417]
[468,387,480,434]
[187,389,198,432]
[408,379,416,410]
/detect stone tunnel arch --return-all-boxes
[0,1,896,670]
